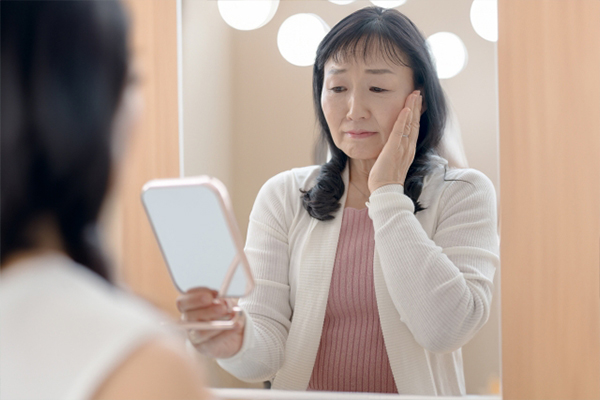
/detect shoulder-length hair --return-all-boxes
[1,1,130,281]
[302,6,447,220]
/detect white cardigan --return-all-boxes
[217,157,499,395]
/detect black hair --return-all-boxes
[302,6,448,220]
[1,1,130,281]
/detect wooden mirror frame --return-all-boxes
[498,1,600,398]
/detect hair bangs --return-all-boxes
[329,27,409,68]
[307,7,448,220]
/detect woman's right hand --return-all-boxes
[176,287,245,359]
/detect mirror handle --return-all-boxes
[162,305,243,331]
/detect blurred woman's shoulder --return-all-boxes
[0,251,164,332]
[0,252,208,400]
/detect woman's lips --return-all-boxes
[345,130,377,138]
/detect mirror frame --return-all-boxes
[114,1,600,399]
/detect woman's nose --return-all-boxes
[346,93,369,121]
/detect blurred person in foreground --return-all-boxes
[0,1,209,399]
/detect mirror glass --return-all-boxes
[181,0,500,394]
[142,179,250,297]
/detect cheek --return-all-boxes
[321,98,346,149]
[321,95,343,135]
[321,95,335,123]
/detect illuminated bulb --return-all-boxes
[426,32,468,79]
[277,14,330,67]
[370,0,407,8]
[470,0,498,42]
[217,0,279,31]
[328,0,355,4]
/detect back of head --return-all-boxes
[1,0,129,280]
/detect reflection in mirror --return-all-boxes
[182,0,499,394]
[142,178,251,297]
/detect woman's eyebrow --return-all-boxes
[327,68,347,75]
[365,68,394,75]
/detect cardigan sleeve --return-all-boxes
[217,172,293,382]
[368,168,499,354]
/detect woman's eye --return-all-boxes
[330,87,346,93]
[370,87,387,93]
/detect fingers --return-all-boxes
[188,326,225,345]
[185,307,241,344]
[407,92,422,147]
[176,287,218,312]
[368,90,422,192]
[405,90,420,135]
[177,287,245,358]
[391,107,412,140]
[178,288,232,324]
[403,102,414,138]
[390,91,418,152]
[391,90,421,141]
[193,322,244,358]
[183,302,230,322]
[399,91,421,149]
[188,312,245,358]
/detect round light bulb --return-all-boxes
[426,32,468,79]
[370,0,407,8]
[277,14,330,67]
[217,0,279,31]
[328,0,355,4]
[470,0,498,42]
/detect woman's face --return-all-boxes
[321,54,414,161]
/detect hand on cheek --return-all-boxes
[368,90,423,193]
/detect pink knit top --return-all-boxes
[307,207,398,393]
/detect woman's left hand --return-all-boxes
[368,90,422,193]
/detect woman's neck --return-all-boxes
[1,216,67,270]
[349,158,375,189]
[344,158,375,209]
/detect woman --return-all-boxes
[178,7,499,395]
[0,2,208,399]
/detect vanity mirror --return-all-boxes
[180,0,500,395]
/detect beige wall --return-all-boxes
[182,0,233,189]
[182,0,499,393]
[109,0,181,315]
